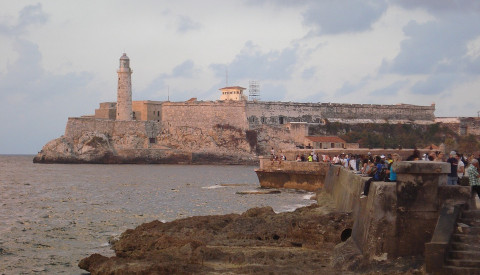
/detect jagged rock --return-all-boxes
[79,205,354,274]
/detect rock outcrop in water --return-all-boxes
[79,205,353,274]
[33,121,260,165]
[78,200,424,274]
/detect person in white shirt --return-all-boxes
[457,153,465,179]
[349,156,357,171]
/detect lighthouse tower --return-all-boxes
[116,53,133,120]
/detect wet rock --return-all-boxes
[78,253,109,273]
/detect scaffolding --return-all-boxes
[248,80,261,101]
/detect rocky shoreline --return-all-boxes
[33,151,259,165]
[32,130,260,165]
[78,192,424,274]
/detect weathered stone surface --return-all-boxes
[79,205,354,274]
[393,161,450,174]
[322,161,473,263]
[255,158,329,191]
[34,119,259,164]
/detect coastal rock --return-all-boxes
[33,128,259,165]
[79,205,354,274]
[33,132,115,163]
[34,121,260,164]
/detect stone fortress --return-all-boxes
[34,54,478,164]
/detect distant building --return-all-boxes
[304,136,347,149]
[219,86,247,101]
[94,54,438,133]
[116,53,133,121]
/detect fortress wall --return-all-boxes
[132,101,163,122]
[65,118,114,137]
[161,101,248,130]
[434,117,480,136]
[246,102,435,128]
[65,117,161,139]
[111,120,161,138]
[460,117,480,136]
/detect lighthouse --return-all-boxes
[116,53,133,120]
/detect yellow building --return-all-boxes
[219,86,247,101]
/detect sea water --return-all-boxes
[0,155,315,274]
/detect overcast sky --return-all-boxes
[1,0,480,154]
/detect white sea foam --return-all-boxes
[274,204,307,213]
[302,193,315,200]
[202,185,226,189]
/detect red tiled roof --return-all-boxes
[305,136,346,143]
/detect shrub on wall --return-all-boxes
[245,130,258,152]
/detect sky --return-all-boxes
[1,0,480,154]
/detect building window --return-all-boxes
[331,143,334,148]
[149,138,157,144]
[279,116,284,124]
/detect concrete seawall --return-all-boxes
[323,161,473,260]
[255,156,329,191]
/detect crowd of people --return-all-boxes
[269,148,480,200]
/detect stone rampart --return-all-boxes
[246,101,435,128]
[161,100,248,130]
[65,117,161,140]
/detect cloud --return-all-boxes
[0,4,94,154]
[0,3,48,36]
[394,0,480,13]
[370,80,409,97]
[410,74,457,95]
[172,60,195,78]
[0,39,93,102]
[301,67,316,79]
[176,15,201,33]
[255,83,288,102]
[0,38,93,154]
[210,41,298,82]
[138,60,203,100]
[137,73,168,99]
[383,13,480,75]
[335,80,367,97]
[302,0,388,35]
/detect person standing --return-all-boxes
[349,155,357,171]
[446,151,459,185]
[386,153,401,182]
[457,153,465,180]
[467,159,480,199]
